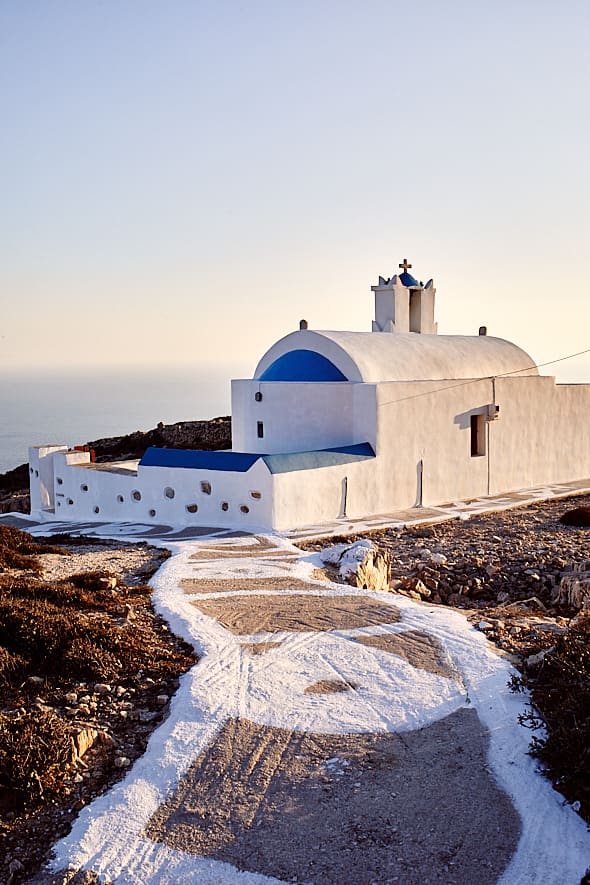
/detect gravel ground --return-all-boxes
[304,492,590,661]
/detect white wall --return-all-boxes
[371,375,590,515]
[370,378,484,511]
[37,451,273,530]
[231,380,377,454]
[271,375,590,530]
[489,378,590,493]
[29,445,68,511]
[270,458,379,530]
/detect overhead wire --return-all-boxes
[377,346,590,408]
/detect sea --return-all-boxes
[0,367,233,475]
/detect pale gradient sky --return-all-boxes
[1,0,589,382]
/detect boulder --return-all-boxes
[554,561,590,609]
[319,540,391,592]
[559,507,590,527]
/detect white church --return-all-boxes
[29,262,590,531]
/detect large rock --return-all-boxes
[559,507,590,527]
[554,561,590,610]
[320,540,391,592]
[70,726,115,763]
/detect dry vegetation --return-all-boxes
[512,614,590,819]
[0,525,197,884]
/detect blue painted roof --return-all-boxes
[399,271,420,287]
[139,443,375,475]
[259,349,348,382]
[139,448,261,472]
[263,442,375,475]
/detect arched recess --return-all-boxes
[259,349,348,382]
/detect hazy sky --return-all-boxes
[1,0,589,382]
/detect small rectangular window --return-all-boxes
[257,421,264,439]
[470,414,486,457]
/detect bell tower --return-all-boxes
[371,259,437,334]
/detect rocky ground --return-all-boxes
[305,493,590,663]
[0,535,197,885]
[303,494,590,831]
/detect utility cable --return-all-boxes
[378,346,590,409]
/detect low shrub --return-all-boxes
[0,524,67,571]
[0,645,27,684]
[515,614,590,821]
[0,589,137,682]
[0,710,72,808]
[0,570,123,611]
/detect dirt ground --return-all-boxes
[146,711,520,885]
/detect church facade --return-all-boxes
[29,264,590,530]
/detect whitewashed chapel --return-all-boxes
[29,262,590,530]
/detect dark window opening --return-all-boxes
[470,414,486,457]
[409,290,422,332]
[257,421,264,439]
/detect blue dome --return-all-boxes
[399,271,420,287]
